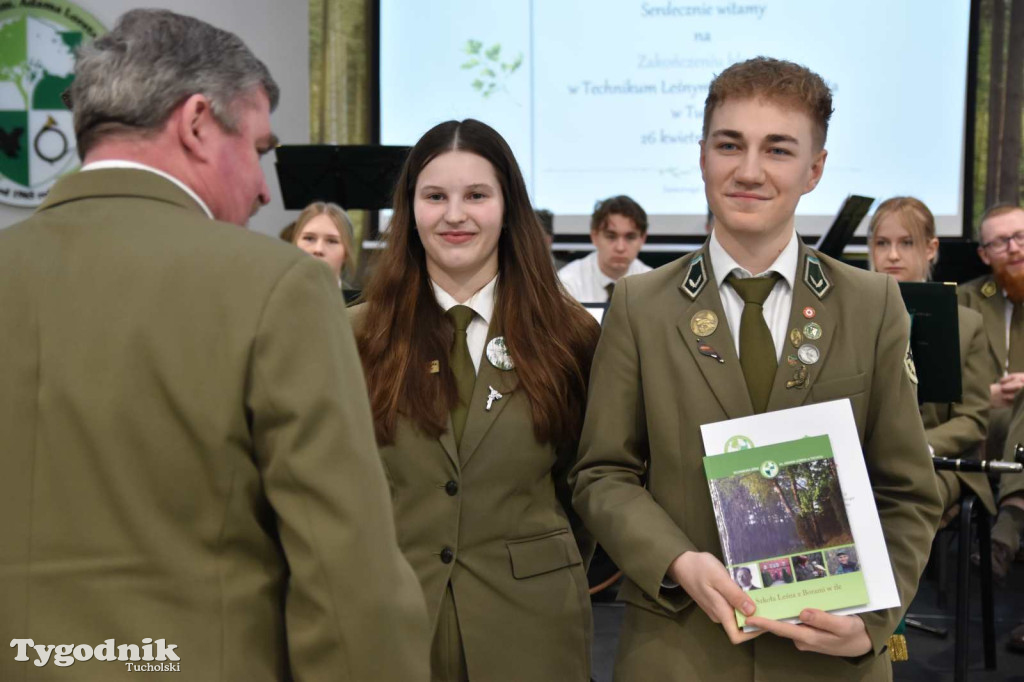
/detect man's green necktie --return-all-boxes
[447,305,476,446]
[726,272,782,414]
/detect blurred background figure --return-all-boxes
[535,208,566,270]
[868,196,995,522]
[558,195,651,304]
[291,201,355,287]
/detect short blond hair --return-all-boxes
[869,196,938,276]
[703,57,834,150]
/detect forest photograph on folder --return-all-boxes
[703,434,869,626]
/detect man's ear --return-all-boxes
[176,94,217,161]
[803,148,827,194]
[978,244,991,267]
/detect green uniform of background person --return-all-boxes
[920,305,997,514]
[572,242,942,681]
[958,276,1024,513]
[0,170,429,681]
[351,307,594,681]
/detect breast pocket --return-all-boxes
[810,372,867,403]
[506,529,582,579]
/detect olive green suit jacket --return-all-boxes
[920,306,996,514]
[572,242,942,681]
[957,276,1024,501]
[0,170,429,681]
[351,306,594,682]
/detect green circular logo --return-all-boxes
[0,1,105,207]
[724,435,754,452]
[759,460,779,478]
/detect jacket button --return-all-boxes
[440,547,454,564]
[445,480,459,496]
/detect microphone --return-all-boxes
[932,457,1023,474]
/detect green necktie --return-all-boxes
[605,282,615,301]
[1010,301,1024,373]
[447,305,476,447]
[727,272,782,414]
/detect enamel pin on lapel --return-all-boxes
[429,360,440,374]
[486,337,514,370]
[982,280,997,298]
[803,322,822,341]
[803,255,831,299]
[787,364,808,389]
[485,385,503,411]
[697,340,725,364]
[789,328,803,349]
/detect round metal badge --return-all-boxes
[486,336,515,370]
[797,343,820,365]
[690,310,719,337]
[803,322,822,341]
[789,329,803,349]
[803,306,816,319]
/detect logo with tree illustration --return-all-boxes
[0,1,105,207]
[461,40,522,99]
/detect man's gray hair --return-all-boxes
[71,9,280,158]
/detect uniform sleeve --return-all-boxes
[858,277,943,655]
[925,315,989,459]
[247,258,429,682]
[570,278,696,613]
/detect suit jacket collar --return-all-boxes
[975,278,1008,369]
[677,240,835,419]
[38,168,210,218]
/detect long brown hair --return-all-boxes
[356,119,599,446]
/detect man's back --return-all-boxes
[0,169,429,680]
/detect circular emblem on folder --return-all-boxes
[486,336,514,370]
[690,310,719,337]
[759,460,780,479]
[803,322,822,341]
[797,344,820,365]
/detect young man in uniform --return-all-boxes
[958,204,1024,579]
[572,57,941,681]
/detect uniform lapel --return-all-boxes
[976,281,1008,370]
[766,245,835,412]
[676,249,753,419]
[439,415,459,469]
[458,326,519,466]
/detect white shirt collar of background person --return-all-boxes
[431,274,497,373]
[558,251,652,304]
[80,160,214,219]
[709,228,799,361]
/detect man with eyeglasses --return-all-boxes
[958,203,1024,582]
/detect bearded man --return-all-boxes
[958,204,1024,581]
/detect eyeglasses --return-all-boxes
[981,231,1024,254]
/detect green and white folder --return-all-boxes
[703,434,869,627]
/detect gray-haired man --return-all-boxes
[0,10,429,681]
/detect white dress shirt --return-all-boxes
[431,275,497,373]
[709,229,800,362]
[558,251,652,303]
[80,160,214,219]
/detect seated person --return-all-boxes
[291,201,355,288]
[868,197,995,521]
[958,204,1024,577]
[558,195,651,303]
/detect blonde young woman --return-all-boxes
[291,201,354,286]
[869,196,996,517]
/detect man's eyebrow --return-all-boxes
[710,129,743,140]
[765,133,799,145]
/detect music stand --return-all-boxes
[898,281,962,404]
[274,145,410,210]
[814,195,875,260]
